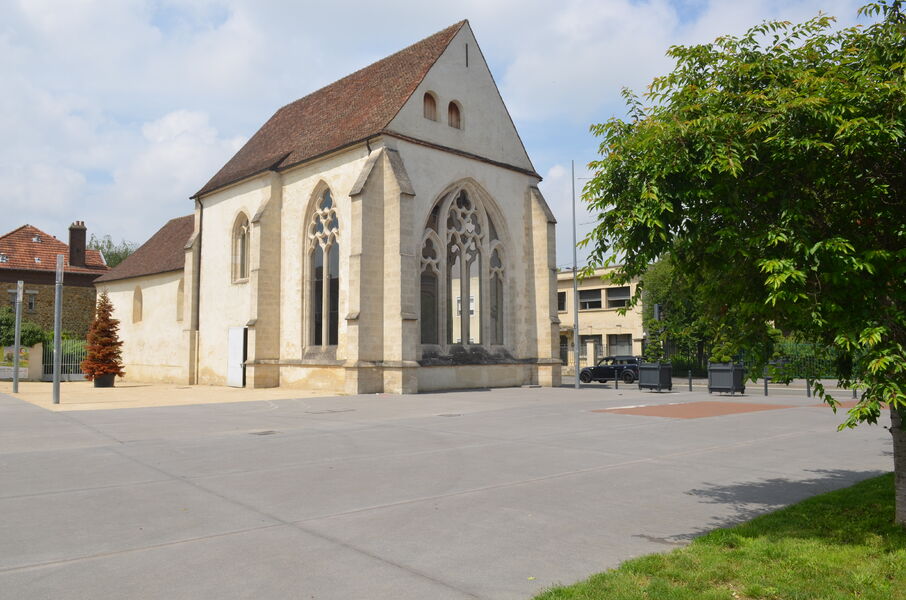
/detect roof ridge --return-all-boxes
[0,223,49,241]
[193,20,468,199]
[272,20,467,119]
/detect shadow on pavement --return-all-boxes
[668,468,888,541]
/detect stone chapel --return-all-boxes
[96,20,561,394]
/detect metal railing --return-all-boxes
[43,340,87,381]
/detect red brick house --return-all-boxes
[0,222,109,336]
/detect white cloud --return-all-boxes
[0,0,868,250]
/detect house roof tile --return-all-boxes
[0,224,108,276]
[94,215,194,283]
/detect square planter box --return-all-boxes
[708,362,747,394]
[638,362,672,391]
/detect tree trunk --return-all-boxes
[892,406,906,526]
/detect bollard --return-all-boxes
[688,369,692,392]
[615,373,619,390]
[852,386,857,399]
[764,376,769,396]
[805,379,811,398]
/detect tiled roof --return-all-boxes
[194,21,467,198]
[95,215,194,283]
[0,224,108,275]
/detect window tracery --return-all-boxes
[308,189,340,346]
[419,188,505,348]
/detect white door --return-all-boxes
[227,327,247,388]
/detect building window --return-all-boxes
[6,291,14,310]
[308,188,340,346]
[579,289,602,310]
[489,247,504,345]
[448,101,462,129]
[423,92,437,121]
[0,253,8,263]
[607,286,631,308]
[419,187,505,346]
[608,333,633,355]
[26,293,36,313]
[176,278,184,322]
[232,214,250,282]
[557,291,566,312]
[133,287,143,323]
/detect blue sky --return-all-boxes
[0,0,867,267]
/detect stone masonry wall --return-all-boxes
[3,283,96,337]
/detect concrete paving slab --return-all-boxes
[299,457,886,600]
[0,525,475,600]
[115,424,502,479]
[0,478,277,571]
[193,438,632,522]
[0,445,168,499]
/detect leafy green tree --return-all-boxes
[584,2,906,524]
[0,306,48,348]
[88,234,137,268]
[640,258,711,367]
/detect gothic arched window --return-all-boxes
[308,189,340,346]
[176,278,184,322]
[133,286,143,323]
[419,189,505,347]
[232,213,250,282]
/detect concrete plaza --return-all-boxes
[0,383,893,599]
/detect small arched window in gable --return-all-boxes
[423,92,437,121]
[448,101,462,129]
[133,286,143,323]
[232,214,250,283]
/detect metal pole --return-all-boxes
[12,281,23,393]
[52,255,64,405]
[571,160,580,389]
[852,386,857,399]
[688,369,692,392]
[764,375,769,396]
[805,378,811,398]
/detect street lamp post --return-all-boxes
[571,160,580,389]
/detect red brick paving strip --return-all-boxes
[594,401,796,419]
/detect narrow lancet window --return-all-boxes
[308,189,340,346]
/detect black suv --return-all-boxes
[579,355,640,384]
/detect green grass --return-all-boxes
[535,474,905,600]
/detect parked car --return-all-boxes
[579,355,640,384]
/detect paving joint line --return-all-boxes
[30,409,486,600]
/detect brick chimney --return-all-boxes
[69,221,87,267]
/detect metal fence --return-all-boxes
[662,341,838,379]
[43,340,87,381]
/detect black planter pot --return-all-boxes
[638,362,673,391]
[93,373,116,388]
[707,363,746,394]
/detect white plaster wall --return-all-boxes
[196,178,267,384]
[97,270,186,383]
[387,24,535,174]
